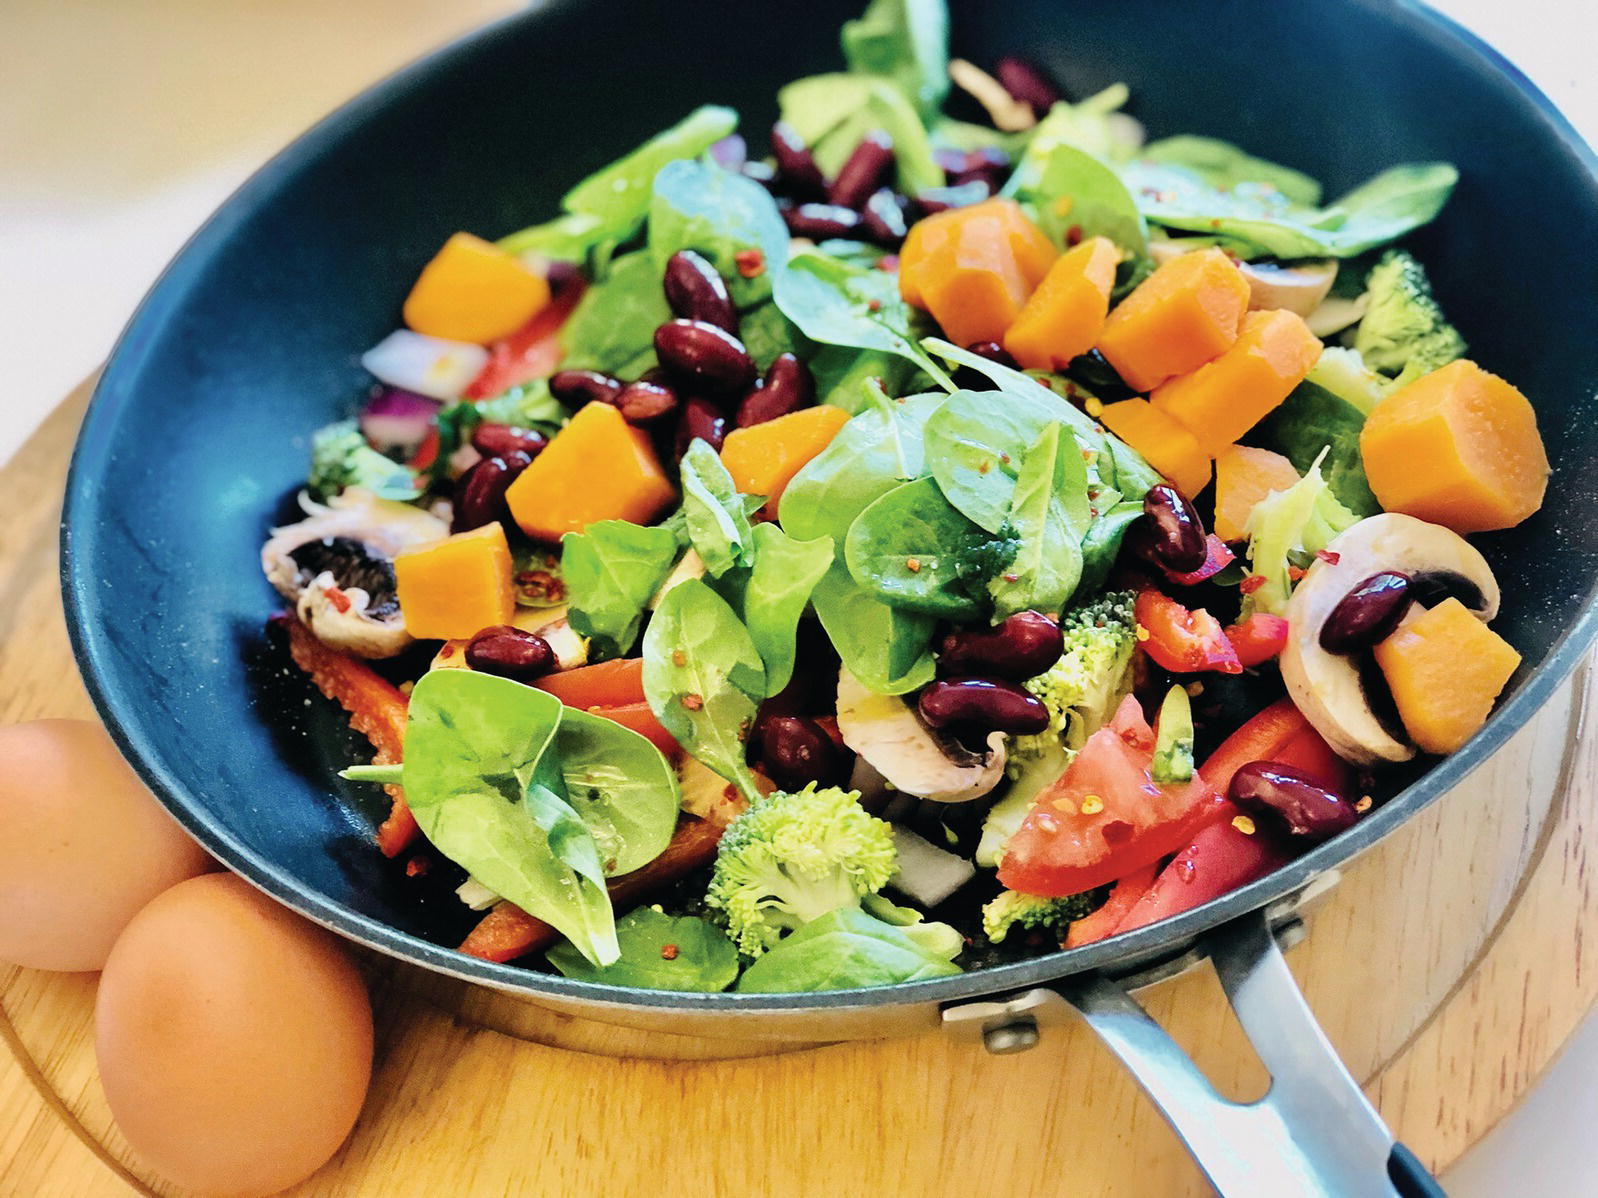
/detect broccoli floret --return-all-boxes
[981,889,1104,944]
[1241,450,1358,616]
[1352,250,1465,380]
[706,785,897,957]
[308,420,418,501]
[1304,346,1385,416]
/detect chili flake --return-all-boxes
[876,254,900,272]
[516,569,566,604]
[1232,814,1257,835]
[324,586,352,614]
[1135,623,1150,642]
[439,643,456,659]
[1355,796,1373,814]
[1185,681,1205,697]
[866,298,883,313]
[1287,565,1306,582]
[1316,550,1341,566]
[999,452,1012,465]
[660,943,680,960]
[734,248,766,278]
[404,856,430,878]
[1239,574,1267,595]
[1065,223,1084,246]
[681,693,704,711]
[905,557,923,573]
[1079,794,1105,815]
[1083,396,1104,418]
[672,649,687,667]
[978,459,992,474]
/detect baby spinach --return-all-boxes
[741,524,835,696]
[987,422,1089,619]
[737,300,799,367]
[840,0,949,122]
[734,906,963,992]
[680,438,755,576]
[811,562,937,695]
[546,908,740,991]
[1023,142,1149,263]
[557,250,669,377]
[643,579,767,804]
[777,76,943,196]
[552,706,681,874]
[562,520,681,659]
[1079,498,1143,595]
[924,387,1079,533]
[1139,135,1322,206]
[809,346,924,414]
[845,477,997,618]
[648,159,789,308]
[1253,381,1381,517]
[1003,84,1136,198]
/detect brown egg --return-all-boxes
[0,719,213,971]
[95,873,373,1197]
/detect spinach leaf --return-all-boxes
[648,159,789,308]
[811,561,936,695]
[1253,381,1381,517]
[840,0,949,122]
[734,906,962,992]
[1023,143,1149,263]
[1079,498,1143,594]
[737,300,799,367]
[557,250,669,376]
[845,477,997,618]
[987,422,1088,618]
[398,671,618,966]
[775,249,952,390]
[809,345,923,413]
[775,76,943,199]
[546,908,739,991]
[562,521,681,659]
[473,378,568,430]
[643,579,767,803]
[680,438,755,576]
[1139,135,1322,206]
[930,116,1033,157]
[1003,84,1136,198]
[552,706,681,874]
[924,386,1078,533]
[743,524,835,696]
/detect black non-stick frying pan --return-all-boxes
[62,0,1598,1191]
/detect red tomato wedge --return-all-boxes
[998,696,1228,897]
[463,281,584,400]
[1198,697,1350,794]
[1064,865,1158,948]
[1224,612,1290,667]
[1135,589,1243,675]
[1112,809,1290,935]
[532,658,645,708]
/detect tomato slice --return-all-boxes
[1064,865,1158,948]
[998,696,1228,897]
[533,658,645,708]
[1163,534,1236,586]
[1198,697,1348,794]
[1111,809,1290,935]
[1135,589,1243,675]
[463,281,584,400]
[1224,612,1289,667]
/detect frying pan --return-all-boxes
[61,0,1598,1191]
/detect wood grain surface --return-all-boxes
[2,380,1595,1197]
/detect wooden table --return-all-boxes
[3,382,1596,1197]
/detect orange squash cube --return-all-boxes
[723,404,852,517]
[1096,247,1250,392]
[1359,359,1549,533]
[898,199,1056,342]
[506,402,676,542]
[1151,309,1322,455]
[1002,237,1119,371]
[394,523,515,641]
[1374,598,1521,755]
[1213,445,1302,541]
[403,232,551,345]
[1098,399,1212,499]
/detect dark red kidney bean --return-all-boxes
[470,422,547,459]
[770,121,827,200]
[451,452,531,533]
[1063,348,1136,401]
[737,352,814,428]
[465,625,556,682]
[1138,484,1209,574]
[653,319,756,394]
[741,160,778,187]
[938,612,1063,681]
[1229,761,1359,843]
[918,677,1050,735]
[914,180,993,215]
[549,369,623,407]
[782,202,864,241]
[1320,572,1413,654]
[860,189,910,247]
[951,340,1019,391]
[995,56,1062,115]
[663,250,738,335]
[709,133,747,170]
[675,395,729,456]
[760,716,844,792]
[829,130,896,209]
[542,259,583,296]
[934,147,971,178]
[616,377,680,425]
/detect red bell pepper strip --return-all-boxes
[1224,613,1290,667]
[459,814,725,962]
[586,701,680,758]
[1111,808,1290,935]
[1162,535,1236,587]
[1135,589,1243,675]
[274,613,421,857]
[463,281,584,400]
[1198,697,1348,795]
[1064,865,1158,948]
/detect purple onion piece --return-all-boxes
[359,387,441,454]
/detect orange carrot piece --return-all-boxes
[393,523,516,642]
[533,658,646,707]
[403,232,551,345]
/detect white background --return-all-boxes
[1,1,1594,1190]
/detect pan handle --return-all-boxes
[1055,910,1445,1197]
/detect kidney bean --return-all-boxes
[451,452,531,533]
[782,202,864,241]
[918,677,1050,735]
[914,181,993,215]
[654,319,756,394]
[549,369,623,407]
[542,259,583,296]
[934,147,971,178]
[465,625,555,682]
[770,121,827,200]
[829,130,896,210]
[663,250,738,335]
[860,189,910,247]
[470,422,547,459]
[938,612,1063,681]
[1229,761,1359,843]
[1319,572,1413,654]
[675,395,729,456]
[1063,348,1136,401]
[737,352,814,428]
[760,716,844,791]
[995,56,1062,115]
[741,160,778,187]
[951,341,1019,390]
[616,377,680,425]
[1136,484,1209,574]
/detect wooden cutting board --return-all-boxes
[3,380,1596,1197]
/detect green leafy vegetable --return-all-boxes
[737,300,800,367]
[1079,498,1144,595]
[840,0,949,121]
[809,345,924,413]
[1139,135,1322,206]
[1004,84,1137,198]
[551,706,681,874]
[776,76,943,196]
[562,521,682,659]
[546,908,740,991]
[472,378,568,429]
[1242,451,1359,616]
[307,420,418,501]
[1253,381,1381,517]
[1150,685,1196,784]
[844,476,997,618]
[680,439,755,576]
[557,250,670,377]
[810,561,937,695]
[1021,142,1149,264]
[987,421,1089,618]
[741,524,835,696]
[734,906,963,992]
[648,159,789,308]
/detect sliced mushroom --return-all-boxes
[1240,259,1336,318]
[261,489,447,658]
[1306,292,1370,338]
[676,755,747,827]
[1281,513,1499,765]
[835,667,1006,803]
[648,548,706,610]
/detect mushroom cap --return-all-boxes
[835,667,1007,803]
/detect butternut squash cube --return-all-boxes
[899,198,1056,343]
[506,402,676,542]
[394,523,515,641]
[403,232,551,345]
[1151,309,1322,455]
[1098,398,1211,499]
[1374,598,1521,755]
[1359,359,1549,533]
[1096,247,1250,392]
[1213,445,1302,542]
[1002,236,1119,371]
[723,404,852,517]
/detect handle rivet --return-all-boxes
[982,1021,1040,1055]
